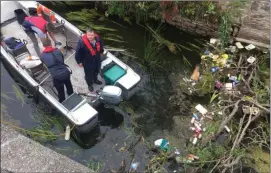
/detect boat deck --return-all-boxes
[1,17,105,102]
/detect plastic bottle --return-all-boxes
[174,147,180,155]
[193,113,199,120]
[224,126,231,133]
[188,154,200,160]
[194,123,201,131]
[191,117,195,123]
[190,127,196,131]
[130,162,139,172]
[192,137,198,145]
[65,125,71,141]
[211,67,219,73]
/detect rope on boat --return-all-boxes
[1,120,76,137]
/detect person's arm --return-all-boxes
[48,31,56,42]
[75,40,83,66]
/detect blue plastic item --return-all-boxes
[193,113,199,120]
[211,67,219,73]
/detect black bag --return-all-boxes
[3,37,24,49]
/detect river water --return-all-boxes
[1,4,209,172]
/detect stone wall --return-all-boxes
[238,0,270,44]
[166,0,270,45]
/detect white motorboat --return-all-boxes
[1,1,141,133]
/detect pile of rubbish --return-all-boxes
[189,104,230,146]
[183,37,262,97]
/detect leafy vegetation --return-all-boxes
[65,9,125,44]
[105,1,161,24]
[218,0,248,47]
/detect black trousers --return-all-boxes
[83,65,99,87]
[53,76,74,102]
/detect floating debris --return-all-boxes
[191,117,195,123]
[187,154,200,160]
[235,42,244,49]
[224,125,231,133]
[65,125,71,141]
[242,105,260,115]
[192,137,198,145]
[154,138,170,151]
[225,83,233,90]
[229,45,236,53]
[245,44,256,50]
[174,147,181,155]
[130,162,139,172]
[195,104,208,115]
[247,56,256,64]
[191,65,200,81]
[210,38,217,44]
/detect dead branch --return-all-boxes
[231,113,246,153]
[215,100,241,138]
[223,155,243,168]
[246,99,270,113]
[235,113,252,147]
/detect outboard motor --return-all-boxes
[98,86,123,106]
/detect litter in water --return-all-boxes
[224,125,231,133]
[174,147,181,155]
[191,117,195,123]
[225,83,233,90]
[154,138,170,151]
[247,56,256,64]
[245,44,256,50]
[235,42,244,49]
[192,137,198,145]
[193,113,199,120]
[130,162,140,172]
[65,125,71,141]
[242,105,260,115]
[210,38,217,44]
[195,104,208,115]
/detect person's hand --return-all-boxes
[78,63,83,67]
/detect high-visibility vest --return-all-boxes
[37,4,56,23]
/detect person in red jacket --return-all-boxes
[23,16,62,46]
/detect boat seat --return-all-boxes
[103,63,127,85]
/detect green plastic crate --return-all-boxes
[103,64,126,85]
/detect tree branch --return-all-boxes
[223,155,243,168]
[215,100,241,138]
